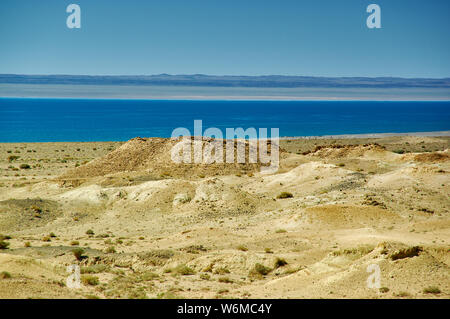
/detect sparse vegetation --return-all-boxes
[81,264,108,274]
[277,192,293,199]
[105,246,116,254]
[173,264,195,276]
[390,246,422,260]
[237,245,248,252]
[218,276,233,283]
[274,257,288,268]
[72,248,85,261]
[423,286,441,294]
[81,275,99,286]
[0,271,12,279]
[250,263,271,277]
[214,267,230,275]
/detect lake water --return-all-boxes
[0,98,449,142]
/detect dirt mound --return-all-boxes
[413,151,450,163]
[307,144,395,160]
[60,137,281,181]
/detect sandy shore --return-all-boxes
[281,130,450,140]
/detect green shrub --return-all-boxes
[86,229,94,236]
[274,257,288,268]
[237,245,248,252]
[19,164,31,169]
[214,267,230,275]
[7,155,20,162]
[277,192,293,199]
[81,275,99,286]
[390,246,422,260]
[0,240,10,250]
[250,263,271,277]
[200,273,210,280]
[105,246,116,254]
[218,277,233,283]
[174,264,195,276]
[81,264,108,274]
[72,248,85,261]
[423,286,441,294]
[0,271,12,279]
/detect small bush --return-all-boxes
[264,248,273,254]
[423,286,441,294]
[250,263,271,277]
[72,248,85,261]
[105,246,116,254]
[139,271,159,281]
[0,241,10,250]
[0,271,12,279]
[214,267,230,275]
[237,245,248,252]
[274,257,288,268]
[379,287,389,293]
[390,246,422,260]
[394,291,411,297]
[7,155,20,162]
[218,277,233,283]
[86,229,94,236]
[19,164,31,169]
[49,232,57,238]
[70,241,79,246]
[174,264,195,276]
[277,192,293,199]
[81,264,108,274]
[42,236,51,242]
[81,275,99,286]
[24,242,31,248]
[200,273,210,280]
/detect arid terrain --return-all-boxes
[0,136,449,299]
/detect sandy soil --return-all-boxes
[0,136,448,299]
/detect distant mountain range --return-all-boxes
[1,74,450,88]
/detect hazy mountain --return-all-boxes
[1,74,449,88]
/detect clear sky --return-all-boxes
[0,0,449,77]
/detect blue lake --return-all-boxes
[0,98,449,142]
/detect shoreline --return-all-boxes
[280,130,450,140]
[0,131,449,144]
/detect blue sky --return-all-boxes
[0,0,449,77]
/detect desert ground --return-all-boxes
[0,135,449,299]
